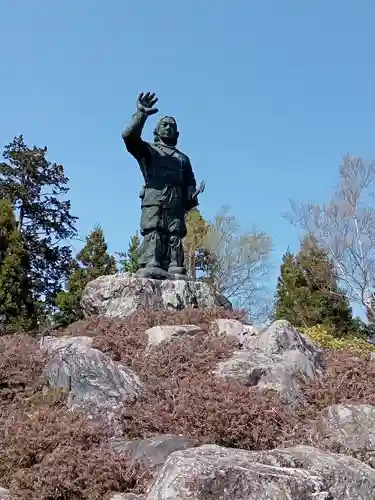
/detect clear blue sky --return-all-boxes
[1,0,375,304]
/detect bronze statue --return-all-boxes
[122,92,204,279]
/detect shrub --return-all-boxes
[0,334,46,402]
[302,349,375,410]
[0,334,150,500]
[60,307,247,366]
[302,324,375,354]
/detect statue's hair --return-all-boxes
[153,116,178,146]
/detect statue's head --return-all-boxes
[153,116,179,146]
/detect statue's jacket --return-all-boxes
[137,142,196,236]
[122,112,197,236]
[139,142,194,207]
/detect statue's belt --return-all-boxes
[139,185,183,199]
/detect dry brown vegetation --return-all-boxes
[1,308,375,499]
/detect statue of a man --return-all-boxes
[122,92,202,279]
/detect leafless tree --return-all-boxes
[203,206,273,321]
[285,155,375,321]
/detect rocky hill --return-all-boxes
[1,312,375,499]
[1,277,375,499]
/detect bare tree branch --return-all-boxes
[203,205,273,321]
[284,155,375,320]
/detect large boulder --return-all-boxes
[146,445,328,500]
[81,273,228,318]
[42,338,144,418]
[40,334,93,354]
[145,444,375,500]
[215,320,323,407]
[318,404,375,465]
[0,487,9,499]
[247,444,375,499]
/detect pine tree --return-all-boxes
[274,235,355,336]
[55,225,117,325]
[118,232,140,274]
[0,135,78,320]
[0,199,32,332]
[184,208,209,280]
[274,249,302,326]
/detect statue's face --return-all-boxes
[157,117,178,145]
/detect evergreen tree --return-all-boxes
[55,225,117,325]
[274,235,355,336]
[274,249,302,326]
[118,232,140,274]
[0,199,32,332]
[0,135,78,321]
[184,208,209,280]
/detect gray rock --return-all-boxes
[214,293,233,310]
[145,325,203,347]
[247,444,375,499]
[0,487,9,499]
[40,335,93,354]
[217,349,318,406]
[110,494,144,500]
[42,342,143,416]
[243,320,322,362]
[210,318,258,345]
[109,434,192,468]
[146,444,329,500]
[81,273,226,319]
[0,315,6,335]
[146,444,375,500]
[319,404,375,456]
[215,320,323,407]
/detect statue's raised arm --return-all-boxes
[122,92,159,160]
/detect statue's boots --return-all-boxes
[140,230,165,270]
[168,234,186,275]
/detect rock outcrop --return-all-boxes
[40,334,93,354]
[7,311,373,499]
[42,337,144,419]
[145,444,375,500]
[215,320,323,406]
[318,403,375,465]
[81,273,229,318]
[0,487,9,499]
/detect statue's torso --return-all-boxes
[147,142,187,185]
[140,142,188,209]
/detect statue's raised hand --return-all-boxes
[137,92,159,116]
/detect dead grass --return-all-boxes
[1,309,375,499]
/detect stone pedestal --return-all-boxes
[81,273,231,319]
